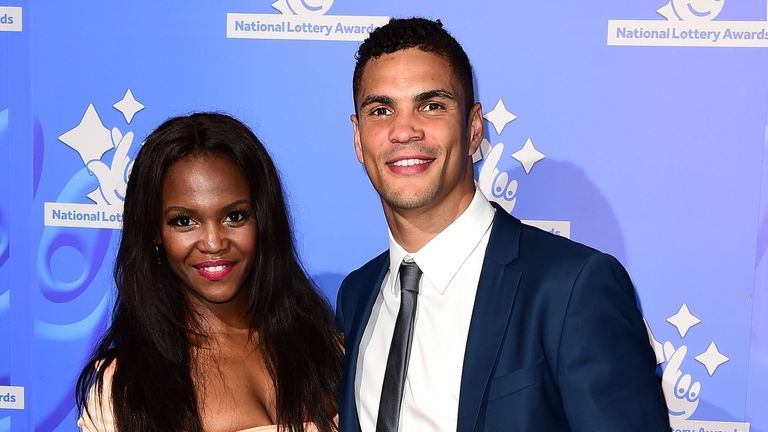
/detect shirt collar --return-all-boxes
[387,189,495,295]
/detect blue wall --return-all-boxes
[1,1,767,430]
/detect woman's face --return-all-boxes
[159,153,256,309]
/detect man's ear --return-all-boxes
[351,114,364,164]
[467,102,484,157]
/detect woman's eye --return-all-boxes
[169,215,192,227]
[226,210,249,223]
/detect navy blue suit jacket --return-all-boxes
[335,206,669,431]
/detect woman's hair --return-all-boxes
[76,112,342,432]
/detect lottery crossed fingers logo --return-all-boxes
[608,0,768,47]
[44,89,144,229]
[226,0,388,41]
[84,128,134,206]
[645,305,749,430]
[661,341,701,419]
[477,139,518,214]
[657,0,725,21]
[475,98,570,238]
[271,0,335,16]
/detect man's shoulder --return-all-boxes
[488,211,631,288]
[494,210,601,263]
[338,250,389,298]
[335,250,388,329]
[523,222,597,257]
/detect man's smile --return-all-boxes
[386,155,436,174]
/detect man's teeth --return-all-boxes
[392,159,430,167]
[202,265,226,272]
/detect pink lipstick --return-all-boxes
[193,260,235,281]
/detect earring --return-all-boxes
[154,244,163,265]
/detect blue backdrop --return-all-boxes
[1,1,767,431]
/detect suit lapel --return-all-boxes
[345,252,389,357]
[341,252,389,432]
[457,207,523,432]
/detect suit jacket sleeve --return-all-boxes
[556,253,668,431]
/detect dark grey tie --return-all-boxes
[376,259,422,432]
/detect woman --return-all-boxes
[76,113,342,432]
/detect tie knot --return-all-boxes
[399,260,422,294]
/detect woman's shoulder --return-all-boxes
[77,360,118,432]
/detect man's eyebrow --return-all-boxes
[415,89,456,102]
[359,95,394,109]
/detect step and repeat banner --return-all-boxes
[2,1,767,431]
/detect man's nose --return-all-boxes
[389,111,425,144]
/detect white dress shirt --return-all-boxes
[356,189,496,432]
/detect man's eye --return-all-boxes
[226,210,250,223]
[423,102,444,111]
[371,107,391,116]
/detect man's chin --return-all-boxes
[381,190,437,212]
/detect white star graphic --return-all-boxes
[483,99,517,135]
[87,189,108,206]
[695,341,729,376]
[643,318,665,365]
[272,0,291,14]
[657,2,679,20]
[666,303,701,338]
[58,104,113,166]
[113,89,145,124]
[511,138,544,174]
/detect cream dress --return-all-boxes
[77,363,325,432]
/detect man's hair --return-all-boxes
[352,17,475,112]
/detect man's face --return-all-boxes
[352,48,483,215]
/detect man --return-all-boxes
[336,17,668,432]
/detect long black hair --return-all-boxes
[76,113,342,432]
